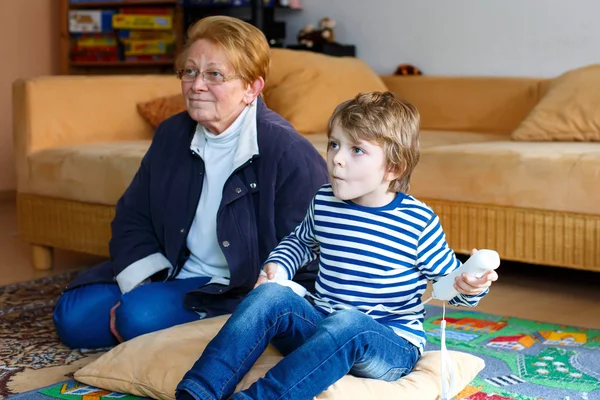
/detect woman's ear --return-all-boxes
[243,77,265,104]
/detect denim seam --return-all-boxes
[276,329,414,399]
[182,380,214,400]
[219,310,318,398]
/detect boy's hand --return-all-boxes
[454,248,499,296]
[254,262,279,289]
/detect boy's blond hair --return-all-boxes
[326,91,420,193]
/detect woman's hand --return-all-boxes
[109,302,125,343]
[254,262,279,289]
[454,248,499,296]
[109,279,151,343]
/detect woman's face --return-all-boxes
[181,39,261,134]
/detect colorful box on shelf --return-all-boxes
[71,45,119,62]
[73,34,117,47]
[112,14,173,30]
[118,30,175,40]
[69,10,116,33]
[122,38,175,56]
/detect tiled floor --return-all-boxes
[2,197,599,329]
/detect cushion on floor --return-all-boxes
[74,314,485,400]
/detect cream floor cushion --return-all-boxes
[411,141,600,214]
[74,314,485,400]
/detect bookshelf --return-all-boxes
[59,0,300,75]
[59,0,184,75]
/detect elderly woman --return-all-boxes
[53,16,328,350]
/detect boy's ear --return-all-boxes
[386,163,404,182]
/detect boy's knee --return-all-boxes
[243,283,298,311]
[320,309,369,340]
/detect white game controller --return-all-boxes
[260,268,308,297]
[431,249,500,301]
[267,279,308,297]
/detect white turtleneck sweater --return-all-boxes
[176,105,252,282]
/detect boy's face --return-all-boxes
[327,124,398,207]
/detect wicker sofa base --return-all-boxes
[17,193,114,259]
[16,193,600,273]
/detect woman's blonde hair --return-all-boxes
[176,16,270,85]
[327,91,421,193]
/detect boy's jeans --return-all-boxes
[176,283,420,400]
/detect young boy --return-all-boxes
[176,91,498,400]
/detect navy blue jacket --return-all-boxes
[66,98,329,317]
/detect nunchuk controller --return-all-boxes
[260,268,307,297]
[267,279,307,297]
[432,249,500,301]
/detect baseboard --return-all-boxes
[0,190,16,203]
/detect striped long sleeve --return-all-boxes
[265,198,320,279]
[265,184,491,352]
[416,214,488,307]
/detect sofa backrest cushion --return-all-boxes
[512,64,600,142]
[264,48,388,134]
[381,75,547,134]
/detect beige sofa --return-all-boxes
[12,68,600,273]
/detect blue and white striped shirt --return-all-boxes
[265,184,487,352]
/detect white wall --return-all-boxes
[278,0,600,77]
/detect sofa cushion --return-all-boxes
[512,64,600,142]
[411,141,600,214]
[382,75,544,134]
[74,314,485,400]
[23,131,504,206]
[264,48,388,134]
[26,141,150,205]
[303,130,506,158]
[137,94,186,129]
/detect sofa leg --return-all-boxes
[32,245,53,270]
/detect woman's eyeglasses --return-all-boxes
[176,68,240,85]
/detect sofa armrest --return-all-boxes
[381,75,548,134]
[12,75,181,191]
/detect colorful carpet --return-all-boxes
[2,275,599,399]
[0,272,106,399]
[423,306,600,399]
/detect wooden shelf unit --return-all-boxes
[59,0,183,74]
[69,0,178,8]
[59,0,299,75]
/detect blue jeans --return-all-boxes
[177,284,420,400]
[53,277,211,349]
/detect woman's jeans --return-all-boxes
[177,283,420,400]
[53,277,211,349]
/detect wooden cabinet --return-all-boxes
[59,0,299,75]
[59,0,184,75]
